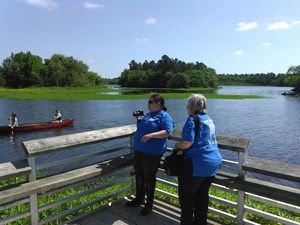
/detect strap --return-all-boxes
[192,114,200,142]
[177,114,200,154]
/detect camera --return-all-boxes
[133,110,144,117]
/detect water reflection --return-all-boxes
[9,134,18,150]
[99,88,215,95]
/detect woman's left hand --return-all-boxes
[141,134,152,143]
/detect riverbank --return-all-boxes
[0,87,262,100]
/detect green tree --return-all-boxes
[127,70,147,87]
[1,51,43,88]
[118,69,130,87]
[42,54,101,87]
[157,55,174,74]
[118,55,218,88]
[166,72,188,88]
[129,60,142,71]
[87,71,104,86]
[285,65,300,92]
[0,66,4,86]
[188,70,208,87]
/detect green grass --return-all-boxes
[0,175,131,225]
[0,87,263,100]
[1,175,299,224]
[156,178,300,225]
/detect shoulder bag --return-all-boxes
[164,114,199,176]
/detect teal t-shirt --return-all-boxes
[182,114,222,177]
[134,110,174,155]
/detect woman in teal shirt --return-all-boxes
[173,94,222,225]
[126,93,174,216]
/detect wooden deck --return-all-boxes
[70,198,222,225]
[2,125,299,224]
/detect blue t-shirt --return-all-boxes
[182,114,222,177]
[134,110,174,156]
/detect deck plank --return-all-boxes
[69,198,222,225]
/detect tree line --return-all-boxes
[217,66,300,92]
[118,55,219,88]
[117,55,300,92]
[217,73,287,86]
[1,51,299,92]
[0,51,103,88]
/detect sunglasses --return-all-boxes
[148,100,156,104]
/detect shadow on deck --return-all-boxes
[70,198,222,225]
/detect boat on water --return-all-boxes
[0,118,74,133]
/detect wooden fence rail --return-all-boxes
[0,124,299,225]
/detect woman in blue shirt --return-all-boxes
[173,94,222,225]
[126,93,174,216]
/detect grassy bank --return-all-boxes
[0,87,263,100]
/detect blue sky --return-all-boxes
[1,0,300,79]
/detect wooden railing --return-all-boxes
[0,124,299,225]
[166,129,300,225]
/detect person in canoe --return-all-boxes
[52,109,62,123]
[8,113,18,129]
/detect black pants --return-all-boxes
[133,150,162,180]
[178,175,215,225]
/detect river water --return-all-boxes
[0,86,299,187]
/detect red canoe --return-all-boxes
[0,118,74,133]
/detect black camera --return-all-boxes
[133,110,144,117]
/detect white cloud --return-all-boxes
[266,22,290,30]
[145,17,157,25]
[134,38,150,42]
[236,22,258,31]
[291,20,300,25]
[25,0,58,10]
[261,42,271,47]
[83,2,105,9]
[235,50,243,55]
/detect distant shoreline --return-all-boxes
[0,87,263,101]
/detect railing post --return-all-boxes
[129,135,134,154]
[236,190,245,224]
[28,156,39,225]
[238,151,248,179]
[129,135,136,192]
[236,139,249,224]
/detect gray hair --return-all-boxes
[187,94,207,114]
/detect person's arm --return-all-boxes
[141,130,169,143]
[173,140,193,151]
[53,113,60,119]
[11,118,18,129]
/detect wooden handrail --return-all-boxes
[22,124,136,157]
[243,156,300,183]
[169,128,251,153]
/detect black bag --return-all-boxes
[164,114,200,176]
[164,151,185,176]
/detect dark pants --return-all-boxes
[178,175,215,225]
[134,150,162,180]
[131,150,161,210]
